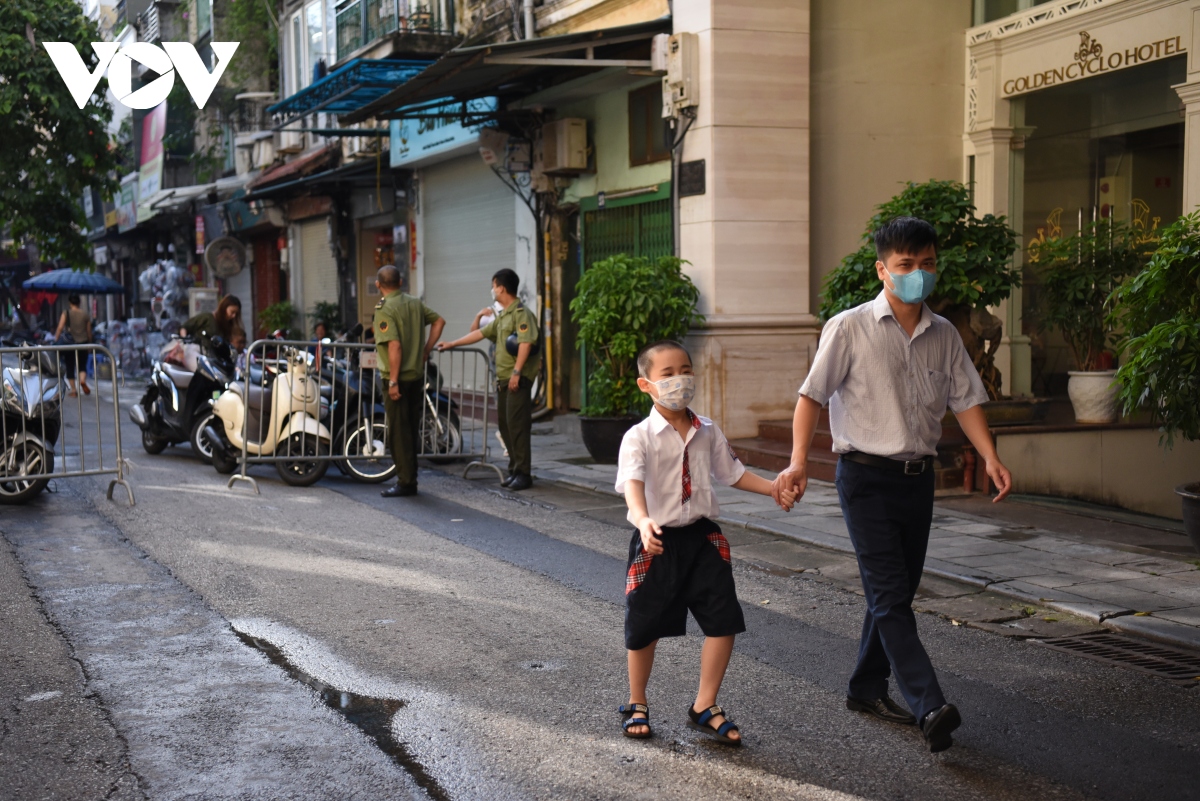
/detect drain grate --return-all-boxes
[1033,630,1200,686]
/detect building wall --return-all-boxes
[537,0,671,36]
[809,0,970,311]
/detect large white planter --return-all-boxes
[1067,370,1119,423]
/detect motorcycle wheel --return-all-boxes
[275,433,329,487]
[421,407,462,456]
[212,446,239,475]
[340,418,395,483]
[0,441,52,505]
[190,412,217,465]
[141,428,169,454]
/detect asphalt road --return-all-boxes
[2,403,1199,800]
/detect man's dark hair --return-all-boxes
[492,268,519,297]
[376,264,402,289]
[68,294,81,306]
[636,340,691,379]
[874,216,938,261]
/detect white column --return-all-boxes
[1177,81,1200,215]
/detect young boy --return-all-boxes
[615,340,797,745]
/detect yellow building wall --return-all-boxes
[809,0,971,313]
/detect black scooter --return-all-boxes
[130,337,236,463]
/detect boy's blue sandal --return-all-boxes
[618,703,652,739]
[687,704,741,746]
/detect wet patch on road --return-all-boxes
[234,630,451,801]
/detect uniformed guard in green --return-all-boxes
[372,265,444,498]
[437,268,540,490]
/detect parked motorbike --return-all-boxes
[0,345,62,504]
[421,362,462,456]
[316,328,394,483]
[206,345,331,486]
[129,337,236,464]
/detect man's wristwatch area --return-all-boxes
[388,380,398,387]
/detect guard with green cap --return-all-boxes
[437,268,541,490]
[373,264,445,498]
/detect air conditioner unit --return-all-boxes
[541,118,587,175]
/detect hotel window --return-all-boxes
[973,0,1055,26]
[628,85,670,166]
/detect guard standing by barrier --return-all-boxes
[373,265,444,498]
[438,268,540,490]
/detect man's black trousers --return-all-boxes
[384,379,422,488]
[835,456,947,722]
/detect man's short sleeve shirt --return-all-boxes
[480,302,541,381]
[373,291,441,381]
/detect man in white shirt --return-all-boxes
[772,216,1013,753]
[614,340,796,745]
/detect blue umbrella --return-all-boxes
[23,269,126,295]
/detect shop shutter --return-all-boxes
[298,217,338,323]
[582,197,672,269]
[421,155,515,340]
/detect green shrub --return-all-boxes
[570,254,702,417]
[258,301,297,339]
[1109,212,1200,447]
[310,301,342,337]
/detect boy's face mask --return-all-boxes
[652,374,696,411]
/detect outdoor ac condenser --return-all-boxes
[541,118,587,174]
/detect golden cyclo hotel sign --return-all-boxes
[1002,30,1185,96]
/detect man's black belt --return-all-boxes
[841,451,934,475]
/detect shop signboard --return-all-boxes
[992,4,1190,98]
[136,100,167,222]
[116,172,138,233]
[390,97,497,168]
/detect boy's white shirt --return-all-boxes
[615,406,746,528]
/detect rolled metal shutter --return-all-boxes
[421,155,514,339]
[299,217,338,321]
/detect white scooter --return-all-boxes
[205,346,332,486]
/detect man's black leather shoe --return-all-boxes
[846,695,916,725]
[921,704,961,753]
[381,484,417,498]
[506,474,533,491]
[500,474,516,487]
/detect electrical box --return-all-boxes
[188,287,219,318]
[662,32,699,117]
[541,118,588,174]
[650,33,671,73]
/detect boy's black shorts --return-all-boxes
[624,517,746,651]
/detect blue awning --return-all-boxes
[267,58,433,124]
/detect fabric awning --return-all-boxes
[140,172,260,214]
[267,58,433,127]
[343,18,669,124]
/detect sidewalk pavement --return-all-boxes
[519,424,1200,651]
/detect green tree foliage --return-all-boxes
[1109,212,1200,447]
[570,255,703,417]
[259,301,297,338]
[1028,219,1151,372]
[0,0,121,264]
[819,180,1019,399]
[819,180,1019,320]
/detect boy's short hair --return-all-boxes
[637,340,691,379]
[874,216,938,261]
[492,268,519,297]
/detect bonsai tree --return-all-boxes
[1109,212,1200,447]
[820,180,1019,399]
[1028,218,1151,372]
[570,254,703,417]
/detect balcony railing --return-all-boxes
[335,0,453,62]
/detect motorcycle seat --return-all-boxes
[163,363,192,389]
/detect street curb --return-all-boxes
[534,471,1200,652]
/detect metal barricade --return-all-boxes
[0,344,135,505]
[225,340,501,493]
[420,348,503,480]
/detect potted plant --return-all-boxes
[310,300,342,337]
[259,301,298,340]
[569,254,702,463]
[1029,219,1151,423]
[1109,211,1200,551]
[820,180,1019,400]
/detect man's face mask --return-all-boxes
[652,374,696,411]
[887,268,936,305]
